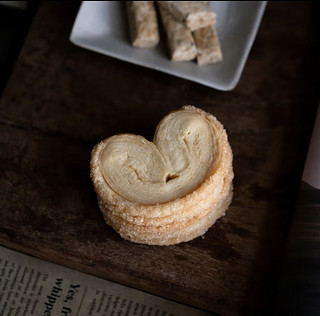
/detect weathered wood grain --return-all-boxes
[0,2,319,315]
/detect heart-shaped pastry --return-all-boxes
[90,106,233,245]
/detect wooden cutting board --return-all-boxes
[0,2,319,315]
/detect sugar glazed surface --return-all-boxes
[90,106,234,245]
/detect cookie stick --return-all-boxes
[157,2,197,61]
[126,1,159,48]
[158,1,216,31]
[193,25,222,65]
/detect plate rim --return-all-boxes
[70,1,267,91]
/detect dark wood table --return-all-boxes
[0,2,319,316]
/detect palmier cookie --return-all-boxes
[90,106,233,245]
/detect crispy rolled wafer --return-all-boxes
[90,106,234,245]
[193,25,222,65]
[157,3,197,61]
[158,1,216,31]
[126,1,159,48]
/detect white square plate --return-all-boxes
[70,1,267,91]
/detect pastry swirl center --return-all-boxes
[99,109,218,204]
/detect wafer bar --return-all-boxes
[126,1,159,48]
[193,25,222,65]
[157,2,197,61]
[158,1,216,31]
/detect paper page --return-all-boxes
[0,245,213,316]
